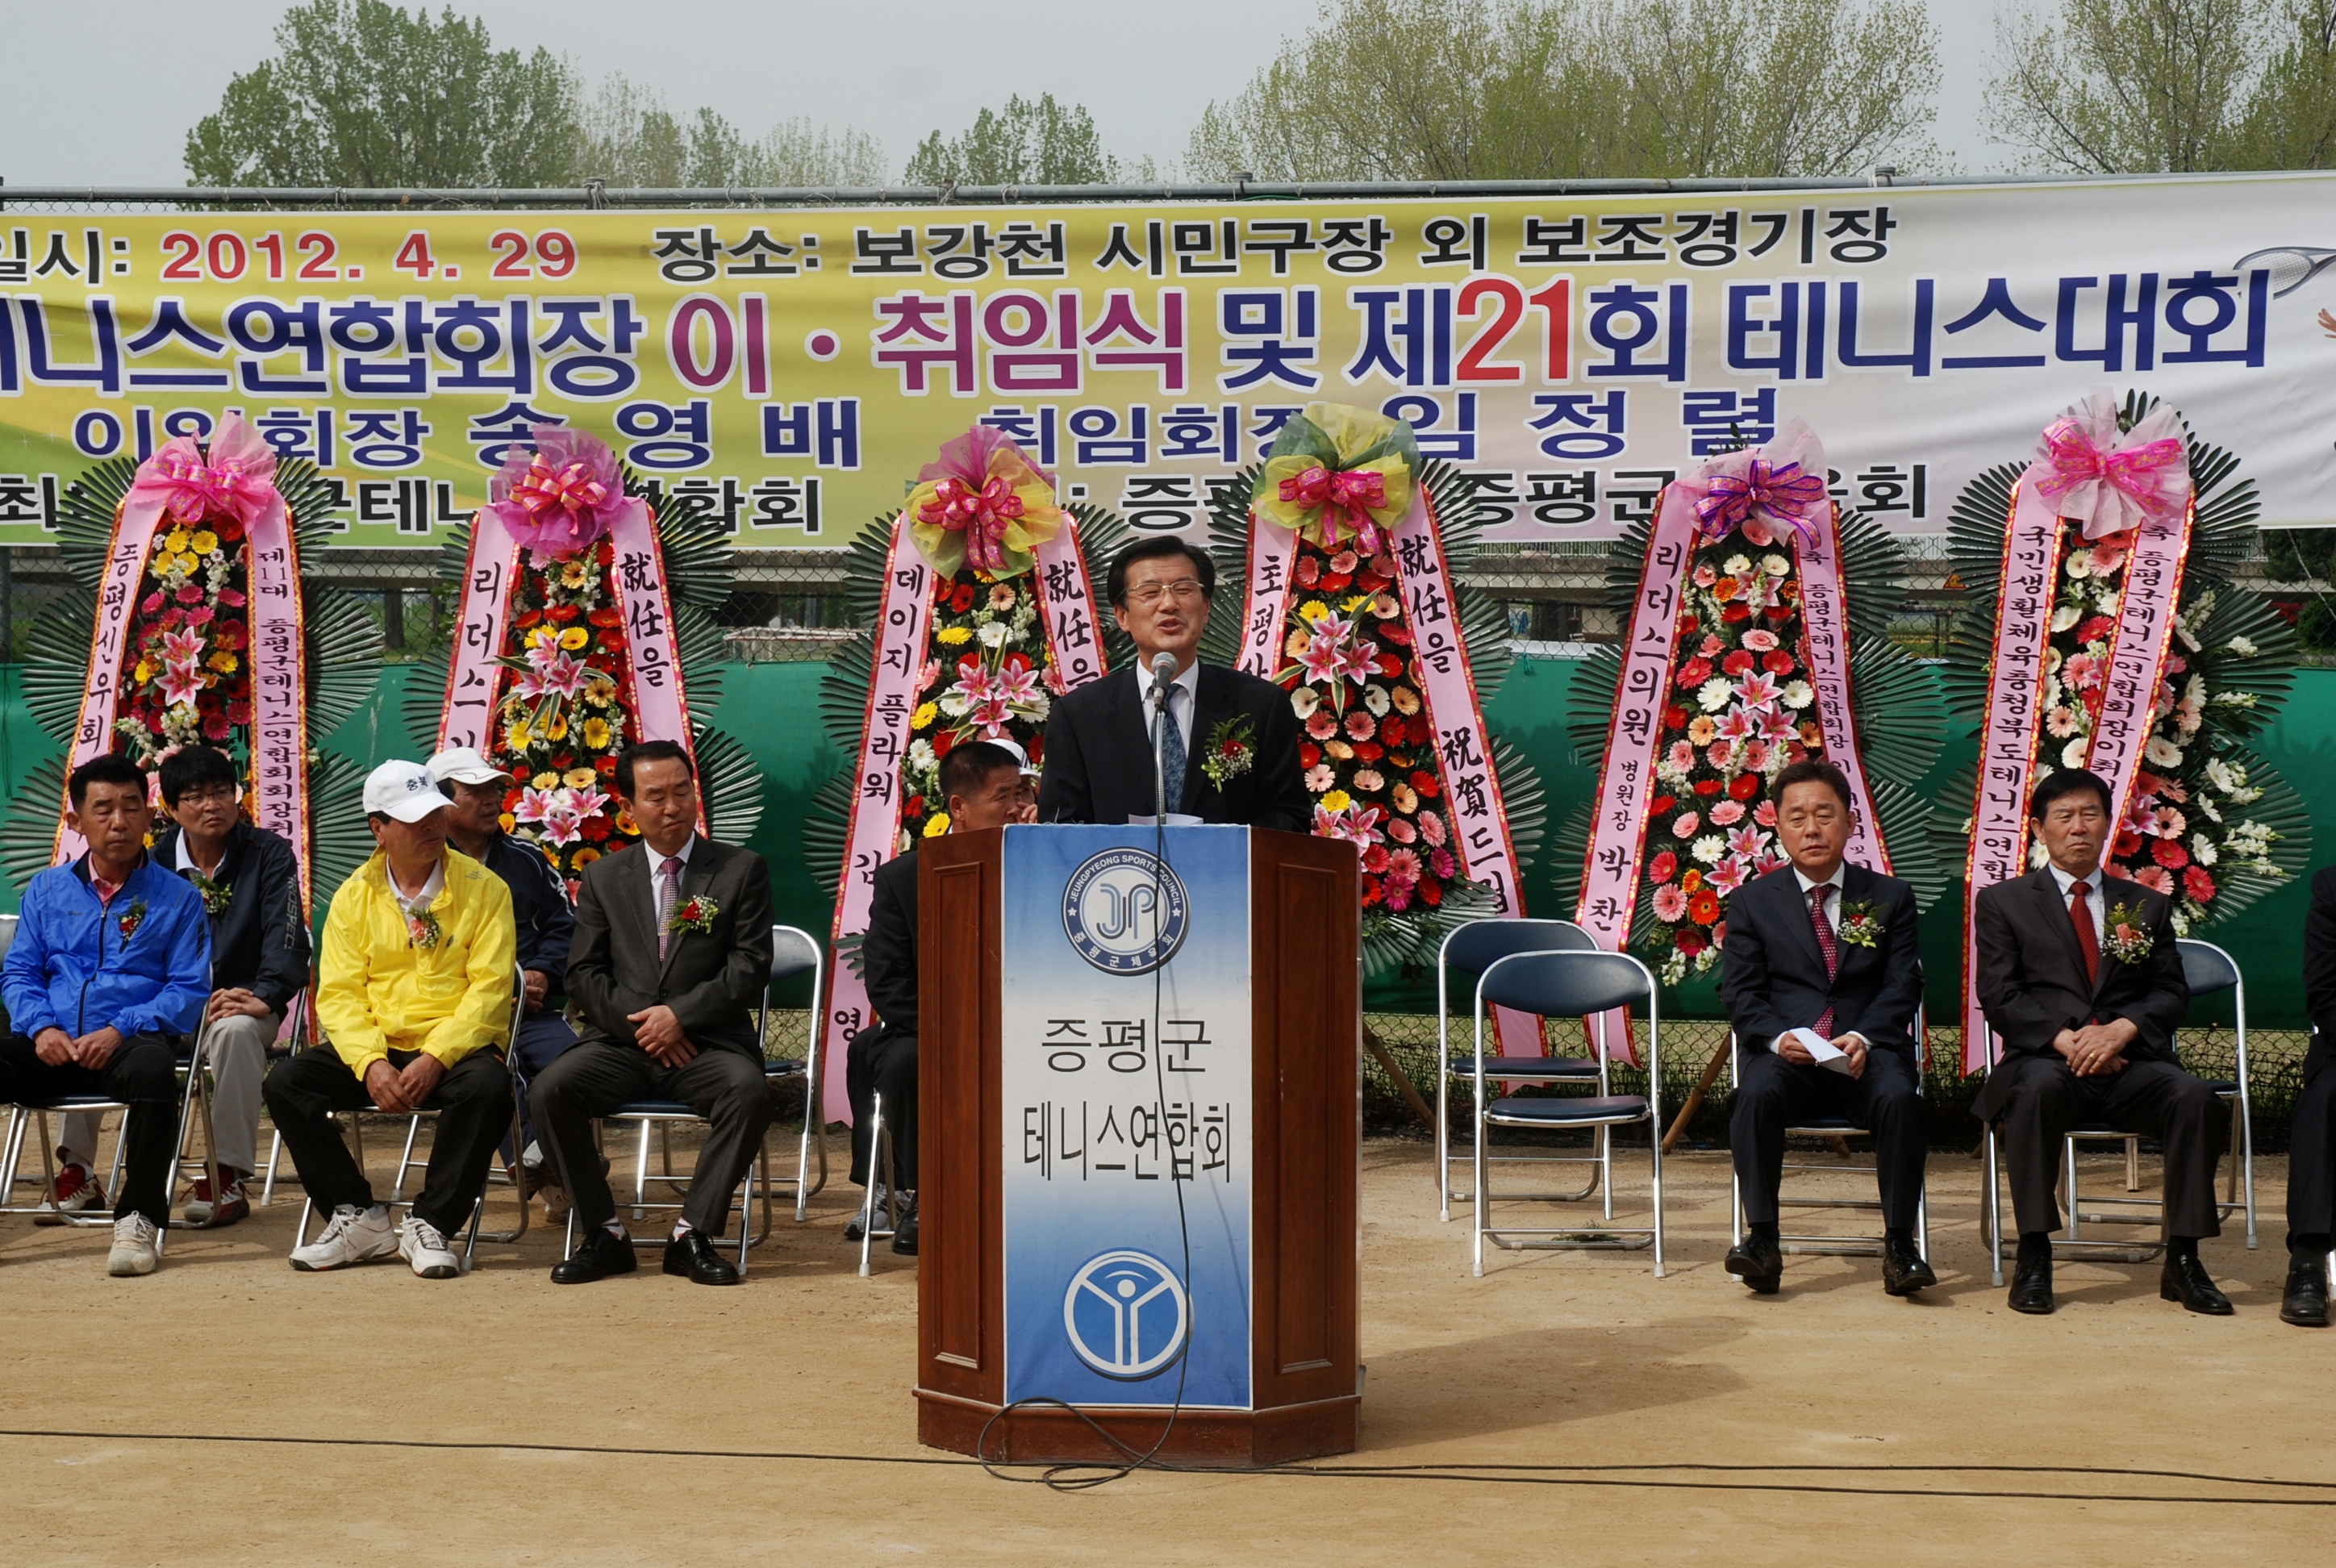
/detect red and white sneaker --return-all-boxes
[35,1158,105,1226]
[184,1170,252,1228]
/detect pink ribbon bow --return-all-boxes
[486,425,625,557]
[916,475,1024,574]
[1280,465,1392,555]
[128,415,277,528]
[1694,458,1827,547]
[2035,416,2187,540]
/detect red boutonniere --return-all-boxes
[2100,903,2154,964]
[666,895,720,936]
[118,899,148,943]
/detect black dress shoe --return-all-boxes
[1881,1235,1937,1296]
[2159,1250,2234,1315]
[550,1226,637,1284]
[891,1192,918,1257]
[663,1228,741,1286]
[2281,1255,2330,1328]
[2008,1253,2054,1315]
[1724,1233,1782,1293]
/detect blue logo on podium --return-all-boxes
[1063,1249,1190,1380]
[1061,849,1189,974]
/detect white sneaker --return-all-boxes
[845,1182,891,1242]
[290,1204,398,1271]
[106,1213,160,1277]
[399,1215,461,1278]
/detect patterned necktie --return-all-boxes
[1156,681,1187,815]
[2069,879,2100,985]
[657,856,682,963]
[1808,884,1839,1038]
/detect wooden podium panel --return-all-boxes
[915,826,1360,1467]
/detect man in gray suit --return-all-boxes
[532,740,776,1286]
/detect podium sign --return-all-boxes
[917,822,1358,1466]
[1001,825,1253,1410]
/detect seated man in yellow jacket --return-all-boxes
[263,760,516,1278]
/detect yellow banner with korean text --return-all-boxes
[2,175,2332,548]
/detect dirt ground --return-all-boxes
[0,1130,2330,1566]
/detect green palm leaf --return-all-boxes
[694,721,765,844]
[801,767,857,903]
[0,757,69,895]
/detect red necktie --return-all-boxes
[1808,885,1838,1038]
[2069,880,2100,985]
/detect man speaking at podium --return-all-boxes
[1037,538,1308,830]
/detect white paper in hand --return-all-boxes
[1783,1028,1856,1075]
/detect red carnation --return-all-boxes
[1729,773,1761,801]
[1418,878,1443,907]
[549,603,579,622]
[1764,604,1792,622]
[1353,740,1383,761]
[2184,865,2216,902]
[1678,657,1712,687]
[1360,874,1383,907]
[1721,651,1754,676]
[1664,704,1689,730]
[1721,604,1753,623]
[1693,778,1723,796]
[1650,794,1676,815]
[1411,772,1441,799]
[1027,734,1044,763]
[933,731,957,757]
[2152,838,2189,869]
[582,814,611,842]
[1377,654,1404,677]
[1379,715,1407,746]
[1299,743,1321,769]
[1762,650,1795,675]
[2113,828,2145,859]
[1320,572,1352,593]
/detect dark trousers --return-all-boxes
[529,1039,771,1236]
[1730,1044,1925,1229]
[505,1011,582,1157]
[2286,1048,2335,1249]
[0,1031,179,1225]
[847,1028,918,1189]
[261,1047,513,1236]
[1990,1053,2223,1238]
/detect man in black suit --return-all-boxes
[1973,767,2220,1316]
[1036,536,1308,830]
[1720,760,1931,1295]
[532,740,777,1286]
[845,739,1032,1258]
[2284,865,2336,1327]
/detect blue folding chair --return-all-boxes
[1434,918,1610,1221]
[1471,949,1665,1278]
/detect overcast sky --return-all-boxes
[1,0,2009,188]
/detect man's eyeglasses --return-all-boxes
[1125,579,1207,607]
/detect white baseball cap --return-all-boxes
[364,760,452,824]
[427,746,512,786]
[987,736,1042,778]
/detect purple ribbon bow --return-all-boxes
[1694,458,1827,547]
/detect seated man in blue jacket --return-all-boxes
[428,747,581,1215]
[57,744,308,1228]
[1,754,210,1275]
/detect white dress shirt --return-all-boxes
[1139,659,1200,755]
[1771,863,1865,1054]
[645,833,698,929]
[2046,859,2108,937]
[386,855,446,918]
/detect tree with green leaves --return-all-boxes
[183,0,580,186]
[578,76,888,187]
[1988,0,2336,172]
[903,94,1121,185]
[1187,0,1942,181]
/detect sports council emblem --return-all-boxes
[1063,1249,1190,1380]
[1062,848,1189,974]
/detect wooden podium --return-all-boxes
[914,824,1360,1466]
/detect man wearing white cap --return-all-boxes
[427,746,581,1213]
[262,760,516,1278]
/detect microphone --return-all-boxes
[1149,649,1178,706]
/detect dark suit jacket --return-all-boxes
[152,820,309,1012]
[473,829,575,988]
[565,835,775,1059]
[1719,861,1923,1056]
[1971,866,2188,1121]
[1036,663,1308,830]
[2304,865,2336,1085]
[860,848,917,1040]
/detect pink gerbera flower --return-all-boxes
[1653,883,1689,921]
